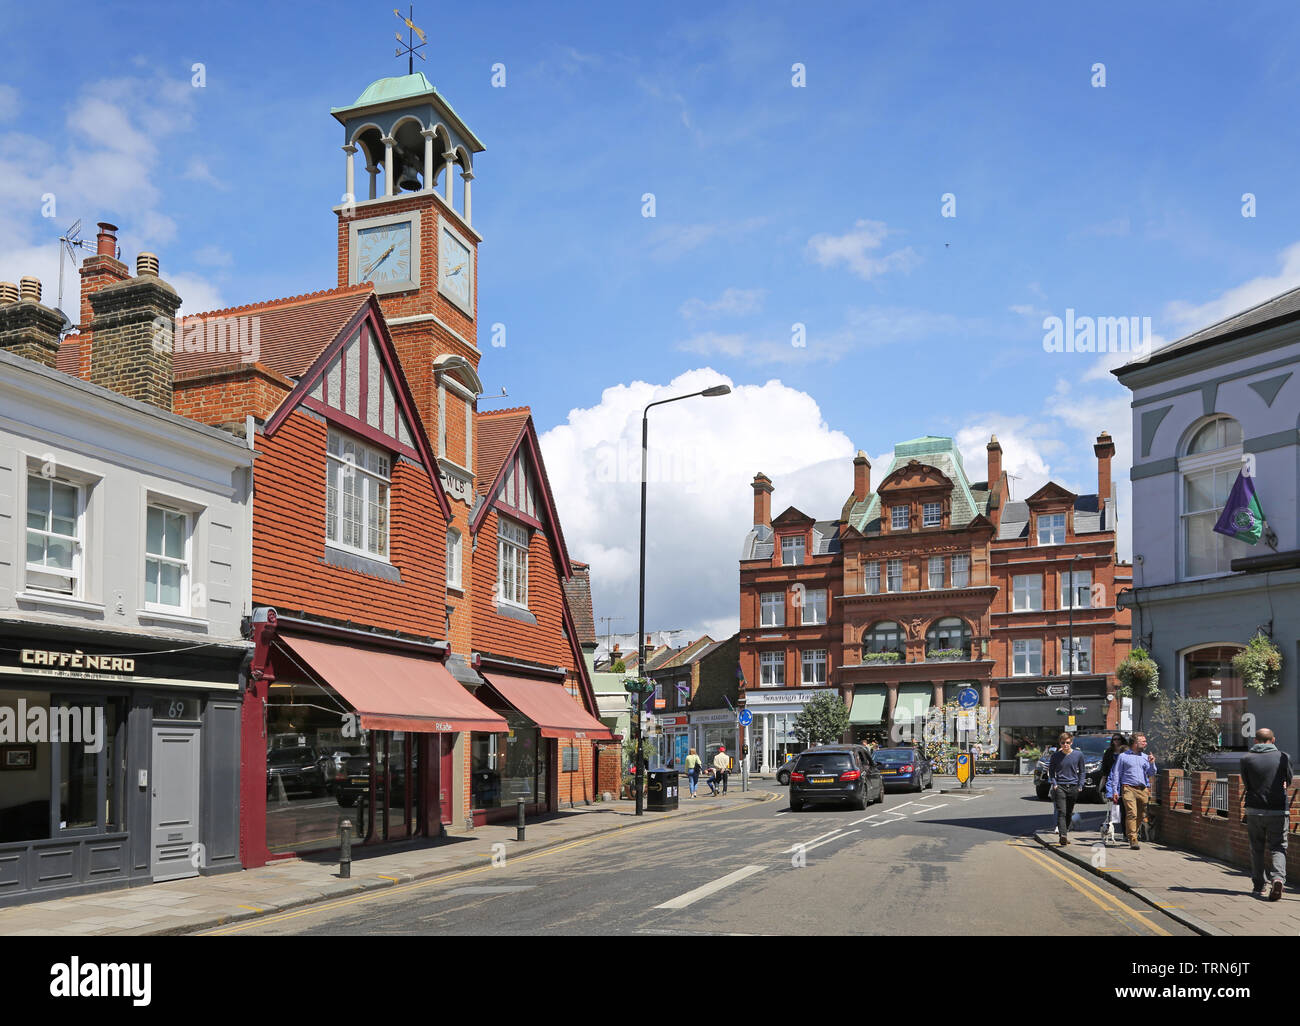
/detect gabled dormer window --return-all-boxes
[1036,512,1066,545]
[498,515,530,608]
[922,502,942,528]
[890,505,909,531]
[781,535,805,566]
[326,428,391,559]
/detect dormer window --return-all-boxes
[326,428,391,559]
[781,535,805,566]
[1037,512,1066,545]
[890,506,909,531]
[922,502,942,528]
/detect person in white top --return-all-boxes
[712,746,731,795]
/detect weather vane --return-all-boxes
[394,6,427,75]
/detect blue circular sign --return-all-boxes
[738,710,753,726]
[958,687,979,710]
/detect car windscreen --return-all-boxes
[268,749,313,766]
[1070,737,1112,756]
[796,752,856,773]
[344,756,370,774]
[874,749,918,761]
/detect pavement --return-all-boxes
[0,787,773,937]
[1034,808,1300,937]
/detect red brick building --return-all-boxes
[740,434,1131,768]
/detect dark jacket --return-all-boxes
[1100,747,1121,783]
[1240,746,1293,811]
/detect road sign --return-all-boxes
[738,709,752,726]
[1045,684,1068,697]
[957,712,976,732]
[956,752,972,784]
[957,687,979,710]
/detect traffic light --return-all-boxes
[743,744,749,757]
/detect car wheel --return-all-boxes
[913,773,923,793]
[854,783,868,811]
[777,770,790,786]
[789,796,803,812]
[873,783,884,806]
[925,771,933,790]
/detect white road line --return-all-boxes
[912,802,949,813]
[784,828,844,851]
[865,815,904,826]
[797,829,859,853]
[774,811,788,817]
[654,865,767,910]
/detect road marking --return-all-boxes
[912,803,949,813]
[654,865,767,910]
[774,811,788,817]
[798,829,859,853]
[445,885,535,896]
[237,905,263,912]
[865,815,905,826]
[784,828,846,851]
[1012,842,1171,936]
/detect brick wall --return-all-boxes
[1150,769,1300,883]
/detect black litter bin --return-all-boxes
[645,769,680,811]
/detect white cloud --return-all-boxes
[1164,240,1300,337]
[182,158,230,191]
[679,287,764,319]
[806,219,920,280]
[539,369,855,641]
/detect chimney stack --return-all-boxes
[987,434,1003,487]
[752,472,773,528]
[75,222,132,378]
[96,221,118,257]
[88,248,180,411]
[853,450,871,502]
[1094,430,1116,504]
[0,275,66,368]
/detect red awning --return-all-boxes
[277,633,507,733]
[481,671,615,740]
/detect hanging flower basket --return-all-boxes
[1117,648,1160,698]
[1233,633,1283,695]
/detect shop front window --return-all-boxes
[472,710,546,809]
[1184,646,1249,750]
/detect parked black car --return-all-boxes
[874,746,934,791]
[336,754,407,807]
[789,745,884,812]
[266,746,328,797]
[1033,734,1112,802]
[775,756,798,786]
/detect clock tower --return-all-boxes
[331,71,485,509]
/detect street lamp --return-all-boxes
[1067,554,1080,731]
[634,383,731,816]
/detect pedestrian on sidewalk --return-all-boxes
[1107,731,1156,849]
[684,748,703,798]
[1240,727,1293,902]
[1048,731,1085,845]
[713,746,731,795]
[1099,732,1128,787]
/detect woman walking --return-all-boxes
[684,747,703,798]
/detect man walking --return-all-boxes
[1107,731,1156,849]
[1240,728,1293,901]
[713,746,731,795]
[1048,732,1085,845]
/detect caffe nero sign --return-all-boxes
[15,649,138,677]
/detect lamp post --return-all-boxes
[635,383,731,816]
[1067,554,1080,730]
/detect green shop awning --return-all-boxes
[849,685,888,725]
[894,684,932,723]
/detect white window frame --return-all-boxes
[144,503,192,614]
[1060,635,1092,674]
[801,588,827,626]
[951,553,970,588]
[1013,574,1042,612]
[801,649,827,687]
[446,528,462,589]
[890,505,909,531]
[759,651,785,687]
[1059,568,1092,609]
[1178,420,1247,581]
[25,474,85,598]
[1013,638,1042,676]
[781,535,805,566]
[927,555,945,589]
[886,558,903,593]
[497,515,530,608]
[922,502,942,528]
[864,561,880,595]
[1037,512,1066,546]
[326,428,391,560]
[760,591,785,627]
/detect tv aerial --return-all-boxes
[56,219,91,335]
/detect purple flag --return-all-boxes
[1212,470,1264,545]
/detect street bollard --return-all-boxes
[339,818,353,879]
[516,797,526,841]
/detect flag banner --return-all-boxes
[1213,470,1265,545]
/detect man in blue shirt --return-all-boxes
[1106,731,1157,849]
[1048,731,1086,845]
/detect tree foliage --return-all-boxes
[793,691,851,747]
[1149,692,1221,772]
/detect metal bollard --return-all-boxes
[516,797,526,841]
[339,818,353,879]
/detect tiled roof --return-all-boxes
[996,494,1109,540]
[846,435,979,533]
[812,520,841,555]
[475,407,531,497]
[170,284,374,380]
[742,523,773,560]
[562,563,596,646]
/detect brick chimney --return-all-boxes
[0,275,66,368]
[752,472,773,528]
[1094,430,1116,504]
[853,450,871,502]
[73,223,132,379]
[987,434,1003,487]
[88,249,181,411]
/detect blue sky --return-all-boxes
[4,1,1300,638]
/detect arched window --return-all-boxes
[863,620,904,655]
[1178,415,1248,578]
[926,617,971,655]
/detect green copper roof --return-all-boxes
[848,435,984,533]
[351,72,436,107]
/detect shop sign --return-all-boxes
[660,715,689,726]
[20,649,136,673]
[689,711,734,724]
[744,689,822,707]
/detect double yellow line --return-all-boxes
[202,796,767,936]
[1009,839,1170,936]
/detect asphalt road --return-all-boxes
[204,778,1192,936]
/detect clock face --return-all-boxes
[439,226,472,312]
[355,221,414,288]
